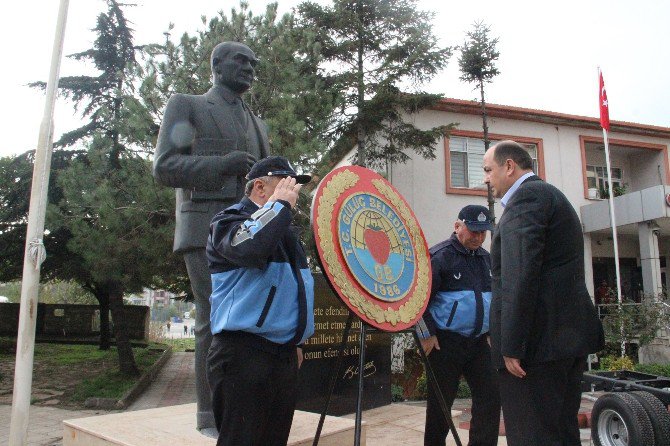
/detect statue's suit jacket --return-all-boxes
[153,86,269,252]
[490,175,604,370]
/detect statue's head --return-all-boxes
[211,42,259,94]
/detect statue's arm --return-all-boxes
[153,94,254,190]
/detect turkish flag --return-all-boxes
[599,71,610,131]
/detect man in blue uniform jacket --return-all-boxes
[416,205,500,446]
[206,156,314,446]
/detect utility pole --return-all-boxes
[9,1,69,444]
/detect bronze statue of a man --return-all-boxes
[153,42,269,435]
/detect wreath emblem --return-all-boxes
[311,166,431,331]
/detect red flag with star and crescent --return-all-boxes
[599,70,610,131]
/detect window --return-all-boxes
[586,165,622,193]
[450,137,484,188]
[449,136,538,189]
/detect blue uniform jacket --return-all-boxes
[206,197,314,345]
[417,233,492,338]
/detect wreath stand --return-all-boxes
[311,313,462,446]
[310,165,461,446]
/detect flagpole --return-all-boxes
[599,67,624,357]
[602,128,622,307]
[603,127,626,358]
[8,1,69,444]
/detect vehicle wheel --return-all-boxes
[591,392,655,446]
[631,391,670,446]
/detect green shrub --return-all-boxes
[457,380,471,398]
[635,363,670,378]
[415,371,427,399]
[600,355,635,371]
[599,342,625,359]
[391,384,404,402]
[414,371,471,399]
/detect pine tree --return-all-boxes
[458,21,500,222]
[0,150,85,285]
[30,0,176,375]
[297,0,454,169]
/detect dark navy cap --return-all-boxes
[245,156,311,184]
[458,205,493,232]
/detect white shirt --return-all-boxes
[501,172,535,208]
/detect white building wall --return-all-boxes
[635,150,667,190]
[386,107,670,279]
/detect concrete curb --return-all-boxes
[84,345,173,410]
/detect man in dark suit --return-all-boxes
[483,140,604,445]
[153,41,269,435]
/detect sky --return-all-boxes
[0,0,667,158]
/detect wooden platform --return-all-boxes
[63,403,365,446]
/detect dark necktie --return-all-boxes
[232,98,250,152]
[233,98,248,130]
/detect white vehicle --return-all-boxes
[183,311,191,319]
[0,296,9,303]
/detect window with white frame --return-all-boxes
[586,165,622,194]
[449,136,538,189]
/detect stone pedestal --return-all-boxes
[63,403,364,446]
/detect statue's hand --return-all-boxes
[222,151,257,176]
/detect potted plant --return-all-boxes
[600,184,628,199]
[613,184,628,197]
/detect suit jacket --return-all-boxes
[153,86,270,252]
[490,175,604,369]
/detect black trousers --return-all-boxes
[425,330,500,446]
[207,331,298,446]
[498,357,586,446]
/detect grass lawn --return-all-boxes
[163,337,195,352]
[0,337,167,408]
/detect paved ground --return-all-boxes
[129,352,197,410]
[1,352,596,445]
[163,321,196,339]
[0,353,198,446]
[0,405,117,446]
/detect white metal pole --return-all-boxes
[602,130,622,305]
[8,1,69,444]
[602,127,625,356]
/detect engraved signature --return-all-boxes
[342,361,377,379]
